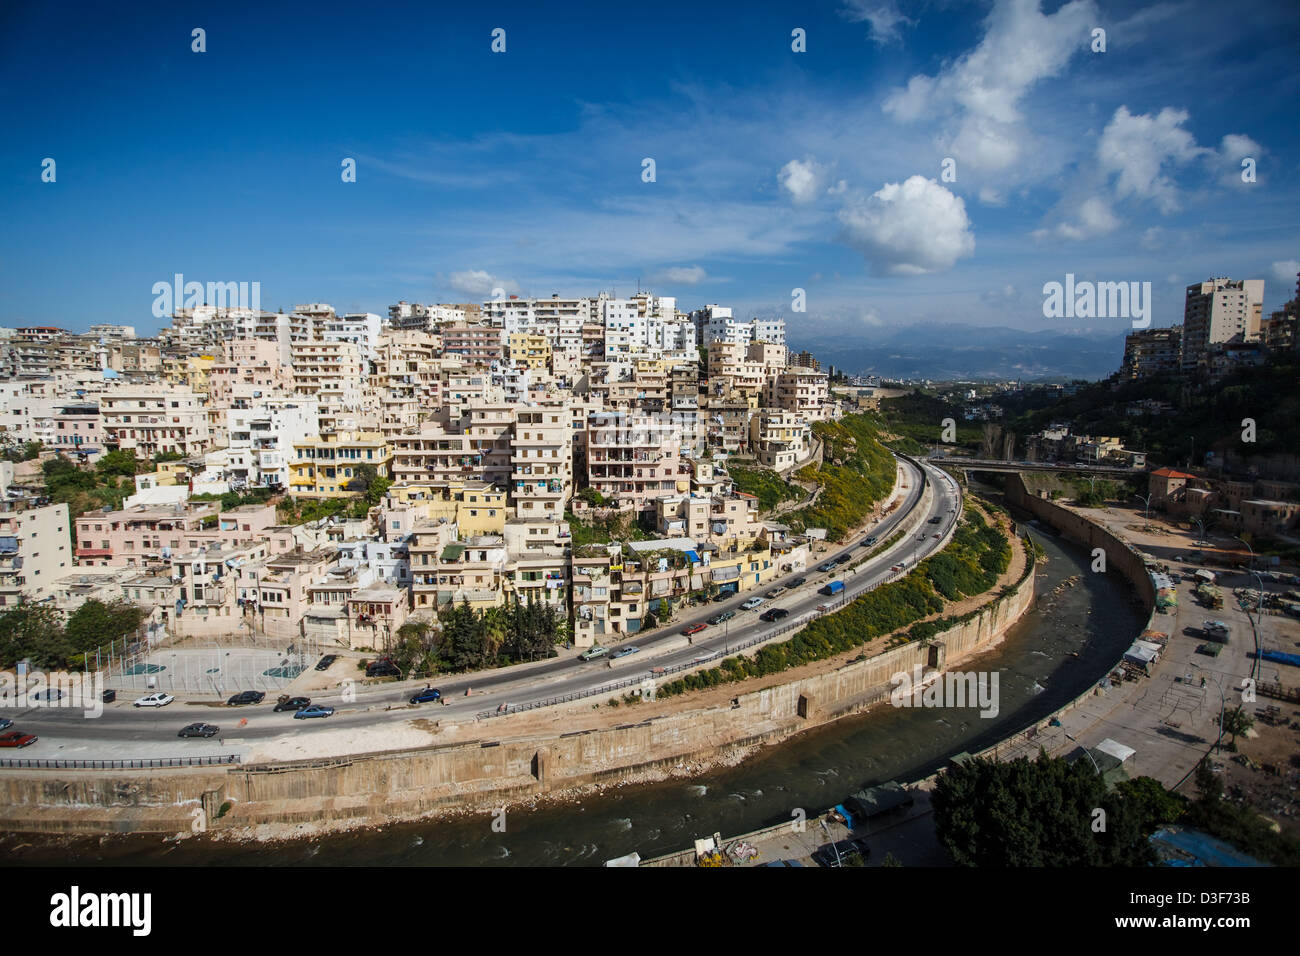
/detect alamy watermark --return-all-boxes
[890,666,999,718]
[0,668,105,718]
[1042,274,1151,329]
[151,273,261,318]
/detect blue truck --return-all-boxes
[820,580,845,596]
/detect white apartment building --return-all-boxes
[0,501,73,606]
[292,340,365,413]
[1182,278,1265,372]
[321,312,382,362]
[225,397,318,490]
[765,368,830,422]
[511,404,572,520]
[100,384,210,457]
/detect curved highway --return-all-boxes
[1,456,964,758]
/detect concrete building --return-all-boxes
[0,501,72,606]
[1181,277,1264,372]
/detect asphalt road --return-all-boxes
[2,456,963,753]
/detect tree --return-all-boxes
[932,753,1170,866]
[64,600,145,659]
[0,604,72,669]
[94,449,142,479]
[1218,706,1254,751]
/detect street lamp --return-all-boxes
[1190,661,1226,754]
[1233,536,1264,682]
[1133,493,1153,531]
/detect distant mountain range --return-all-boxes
[790,323,1130,382]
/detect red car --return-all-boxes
[0,731,37,748]
[681,623,707,636]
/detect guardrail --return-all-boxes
[0,754,242,770]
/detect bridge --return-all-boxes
[926,456,1144,480]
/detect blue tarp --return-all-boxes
[1254,649,1300,668]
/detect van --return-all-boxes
[820,580,845,596]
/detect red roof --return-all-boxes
[1150,468,1196,479]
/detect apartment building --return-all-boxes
[1122,327,1183,381]
[292,340,365,412]
[99,384,210,457]
[1181,277,1264,372]
[749,408,811,470]
[507,332,552,371]
[73,501,276,567]
[0,500,72,606]
[585,409,683,510]
[225,397,318,489]
[441,325,504,365]
[765,368,829,421]
[511,404,572,520]
[288,430,391,498]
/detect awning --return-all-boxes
[684,550,701,564]
[1095,738,1136,763]
[441,543,466,561]
[711,565,740,582]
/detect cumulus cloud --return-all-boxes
[653,265,709,285]
[1098,106,1205,213]
[1215,133,1263,187]
[837,176,975,275]
[778,158,826,204]
[882,0,1097,173]
[1046,196,1121,241]
[840,1,914,46]
[448,269,517,297]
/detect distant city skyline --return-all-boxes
[2,0,1297,338]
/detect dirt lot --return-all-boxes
[1218,701,1300,841]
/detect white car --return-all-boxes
[740,597,765,611]
[133,692,175,708]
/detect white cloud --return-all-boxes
[978,186,1005,206]
[778,158,825,204]
[1215,133,1263,187]
[1272,260,1300,284]
[837,176,975,275]
[1097,106,1205,213]
[1052,196,1121,240]
[840,1,914,46]
[653,265,709,285]
[448,269,517,297]
[882,0,1097,173]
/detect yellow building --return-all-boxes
[507,333,551,371]
[289,431,391,498]
[162,355,217,394]
[384,480,507,534]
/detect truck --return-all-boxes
[820,580,845,596]
[1202,620,1231,643]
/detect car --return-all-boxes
[928,516,942,524]
[226,690,266,707]
[817,562,837,573]
[409,687,442,704]
[740,597,765,611]
[681,623,707,636]
[711,591,732,603]
[759,607,790,623]
[178,722,219,738]
[765,586,787,599]
[707,610,736,626]
[610,646,640,659]
[366,659,400,678]
[315,654,339,672]
[864,535,878,545]
[293,705,335,719]
[273,696,312,712]
[890,564,903,572]
[31,688,64,702]
[0,718,11,731]
[578,645,610,661]
[0,731,37,748]
[932,533,941,539]
[788,576,807,588]
[133,693,175,708]
[812,838,871,868]
[102,689,116,704]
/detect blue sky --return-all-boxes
[1,0,1297,341]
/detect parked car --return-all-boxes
[226,690,266,707]
[759,607,790,623]
[365,659,400,678]
[578,645,610,661]
[681,623,707,636]
[178,722,220,738]
[834,554,852,566]
[102,689,116,704]
[765,586,788,599]
[611,646,640,659]
[273,696,312,712]
[707,610,736,626]
[788,577,807,588]
[409,687,443,704]
[293,705,335,719]
[711,591,733,603]
[740,597,765,611]
[817,562,837,573]
[0,731,37,748]
[0,718,11,731]
[812,838,870,868]
[133,693,175,708]
[315,655,339,672]
[31,688,63,702]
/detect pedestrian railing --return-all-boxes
[0,754,241,770]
